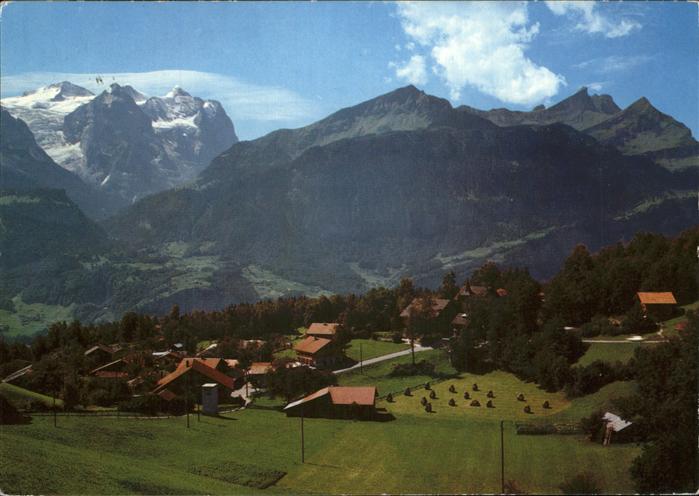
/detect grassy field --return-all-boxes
[338,349,456,395]
[344,339,409,362]
[576,342,643,366]
[0,402,639,495]
[0,295,75,339]
[1,350,641,494]
[662,300,698,339]
[379,370,570,421]
[0,383,63,409]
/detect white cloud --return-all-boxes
[586,81,605,92]
[573,55,653,74]
[546,1,641,38]
[0,70,323,139]
[394,2,565,105]
[389,55,428,86]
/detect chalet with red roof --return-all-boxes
[636,292,677,320]
[246,362,273,387]
[283,386,378,419]
[294,336,339,368]
[153,358,237,401]
[306,323,339,340]
[400,297,456,335]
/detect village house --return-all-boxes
[90,359,129,379]
[400,297,452,322]
[456,282,490,301]
[152,359,237,402]
[1,364,32,385]
[602,412,635,445]
[283,386,378,419]
[294,336,340,368]
[306,323,339,340]
[636,292,677,320]
[400,297,456,337]
[246,362,273,388]
[83,344,117,366]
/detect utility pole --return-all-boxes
[300,405,305,464]
[500,420,505,494]
[186,371,190,429]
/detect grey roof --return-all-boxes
[603,412,632,432]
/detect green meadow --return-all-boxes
[0,350,641,494]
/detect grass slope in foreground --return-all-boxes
[1,351,640,494]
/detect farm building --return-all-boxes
[400,297,456,338]
[175,358,231,375]
[152,359,236,401]
[1,364,32,385]
[602,412,634,445]
[246,362,273,387]
[83,344,116,366]
[456,282,489,300]
[400,297,452,320]
[294,336,340,368]
[636,292,677,320]
[90,359,129,379]
[284,386,378,419]
[306,323,339,339]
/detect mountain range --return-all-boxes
[2,82,238,215]
[0,84,696,337]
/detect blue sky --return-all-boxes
[1,1,697,140]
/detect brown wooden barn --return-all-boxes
[283,386,378,419]
[636,292,677,320]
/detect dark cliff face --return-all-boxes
[141,90,238,165]
[107,86,695,294]
[0,107,119,218]
[63,84,177,202]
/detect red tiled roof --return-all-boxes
[496,288,508,297]
[154,359,235,392]
[329,387,377,405]
[400,297,451,318]
[294,336,333,355]
[248,362,272,375]
[176,358,222,371]
[307,323,339,336]
[637,292,677,305]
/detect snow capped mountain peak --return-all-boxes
[50,81,94,100]
[2,80,237,206]
[166,86,191,98]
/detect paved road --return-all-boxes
[333,344,433,375]
[582,328,667,344]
